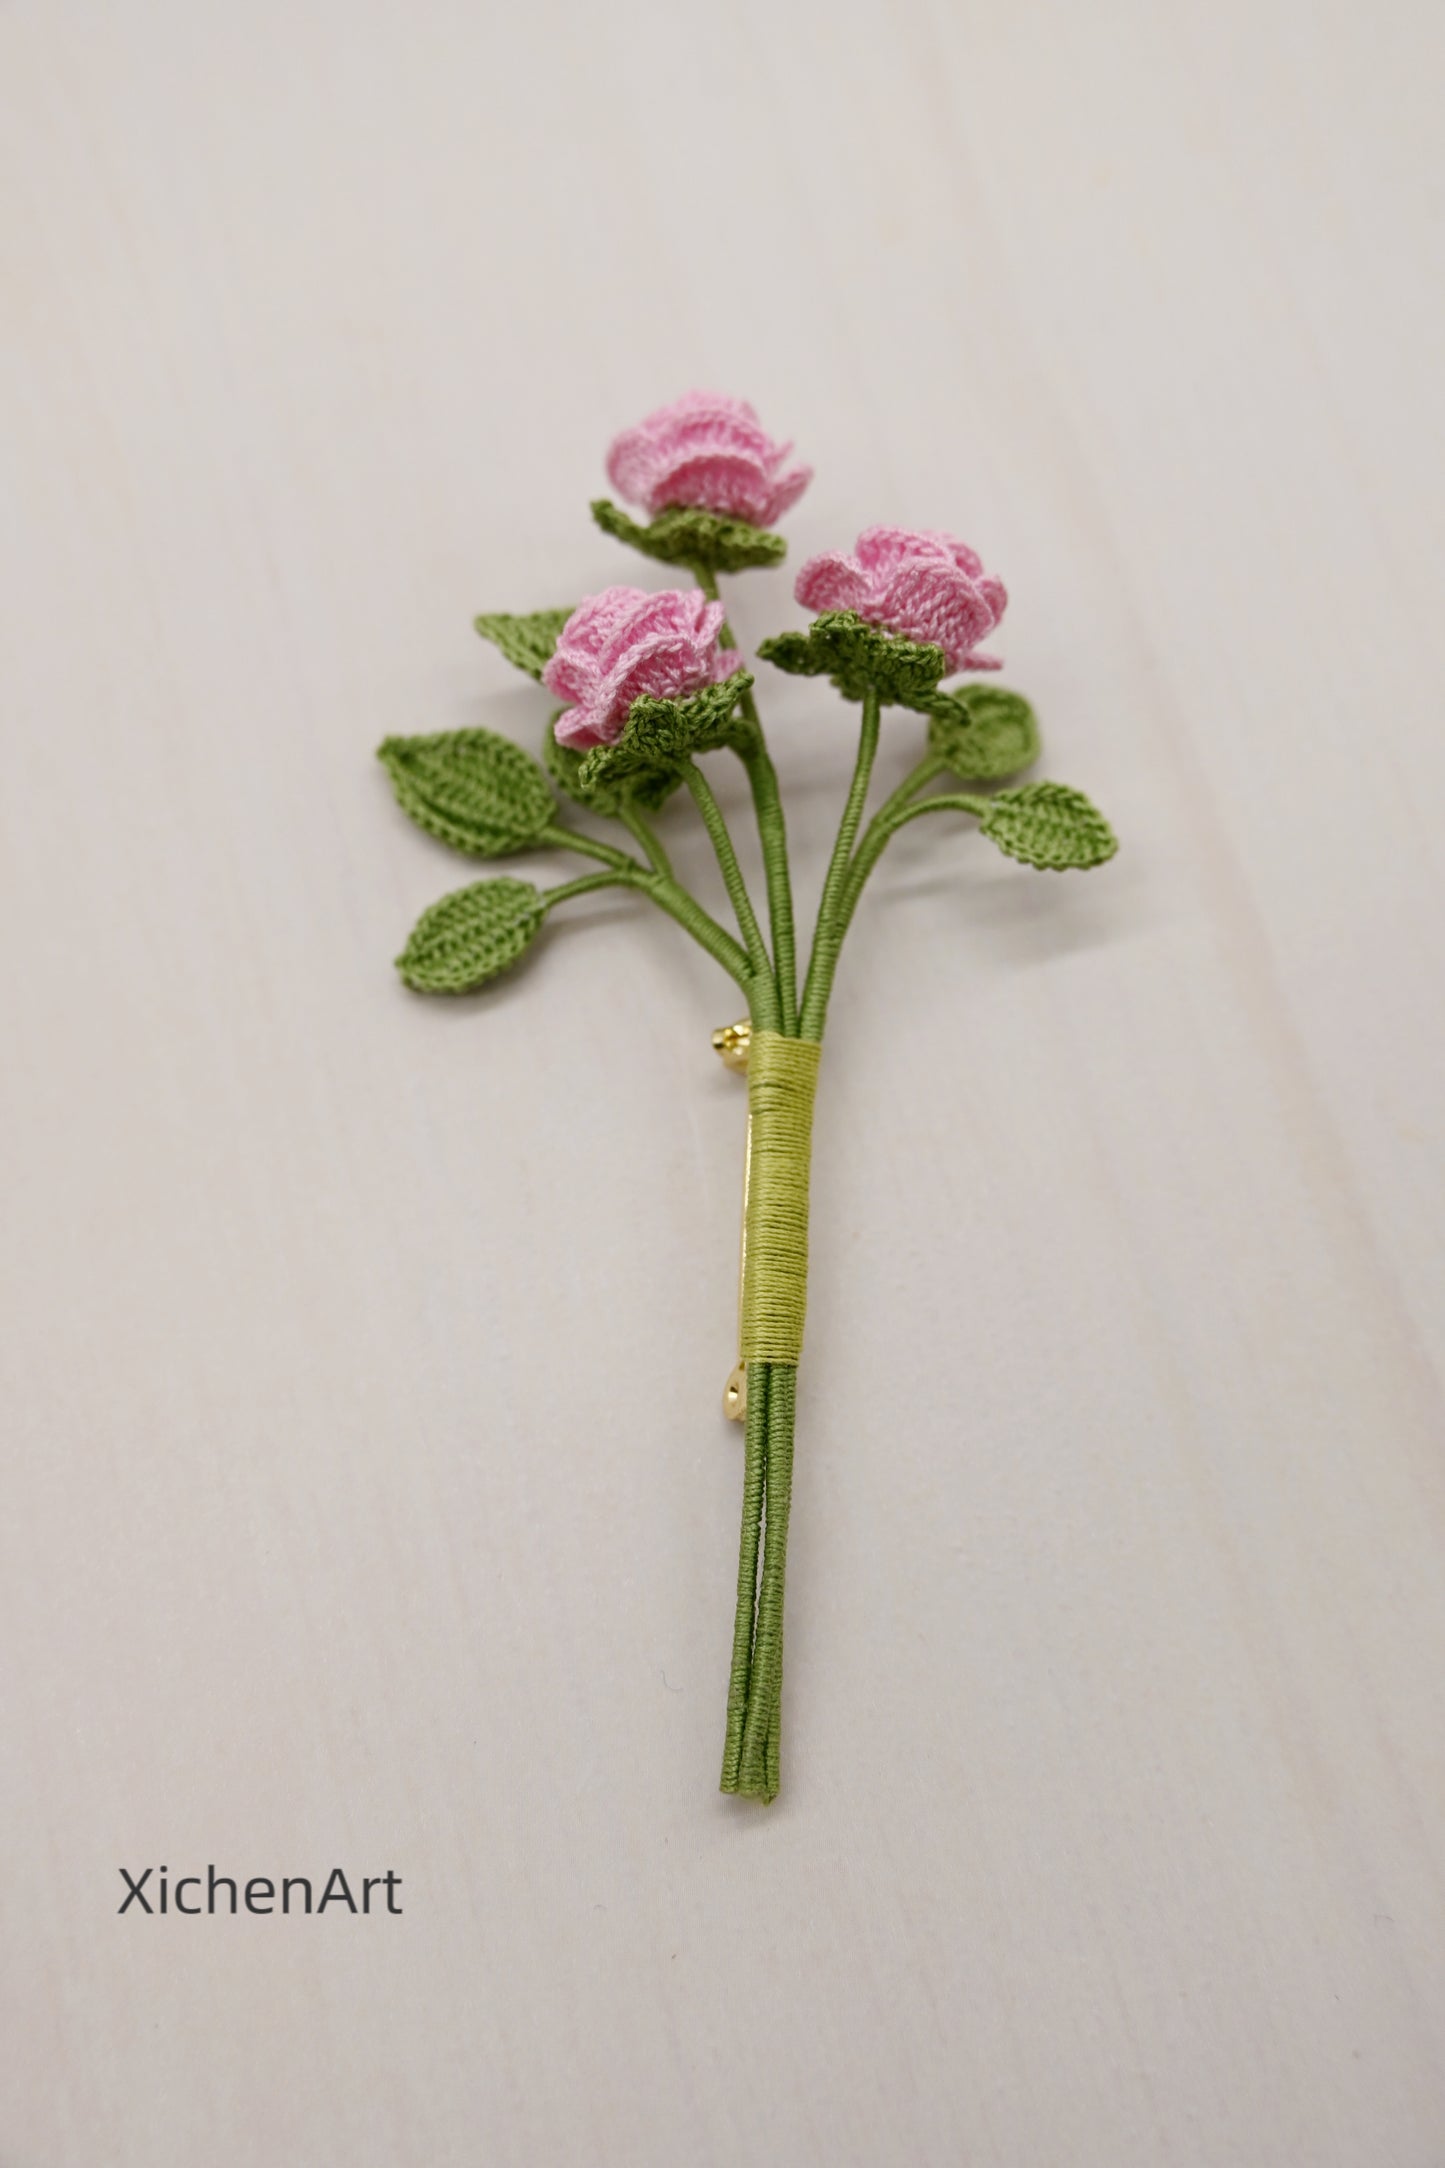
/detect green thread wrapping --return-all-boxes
[684,763,772,983]
[721,1358,772,1793]
[694,564,799,1034]
[719,1358,798,1802]
[740,1361,796,1799]
[740,1033,822,1365]
[799,684,882,1038]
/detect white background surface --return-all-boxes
[4,2,1445,2162]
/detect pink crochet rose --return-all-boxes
[795,526,1008,672]
[606,391,812,528]
[543,587,742,751]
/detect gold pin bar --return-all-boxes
[712,1019,752,1420]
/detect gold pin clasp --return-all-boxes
[712,1019,752,1072]
[714,1019,752,1420]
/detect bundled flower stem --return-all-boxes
[377,392,1117,1803]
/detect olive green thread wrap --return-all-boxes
[740,1033,822,1366]
[722,1031,818,1801]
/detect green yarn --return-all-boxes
[695,566,800,1035]
[396,877,545,992]
[541,715,681,818]
[591,498,786,572]
[836,751,949,937]
[578,675,755,795]
[736,733,798,1033]
[759,611,948,706]
[474,608,574,680]
[377,728,556,857]
[719,1358,798,1802]
[979,782,1117,869]
[799,685,883,1038]
[840,776,1118,936]
[721,1358,772,1794]
[740,1034,822,1364]
[718,1356,800,1802]
[924,684,1041,780]
[682,762,775,988]
[538,821,755,987]
[739,1360,796,1798]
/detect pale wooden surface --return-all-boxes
[4,2,1445,2162]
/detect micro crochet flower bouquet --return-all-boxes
[377,392,1117,1802]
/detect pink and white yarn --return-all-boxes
[606,391,812,529]
[795,526,1008,672]
[543,587,742,751]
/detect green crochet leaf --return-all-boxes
[474,608,574,681]
[758,612,948,705]
[377,729,555,857]
[542,718,680,817]
[978,783,1118,871]
[591,498,786,573]
[578,672,754,794]
[926,685,1041,781]
[396,877,546,993]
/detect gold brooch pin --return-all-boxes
[712,1019,752,1420]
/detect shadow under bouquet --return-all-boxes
[378,391,1117,1802]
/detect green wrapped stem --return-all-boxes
[722,1032,819,1801]
[740,1033,821,1365]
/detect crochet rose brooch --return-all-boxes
[378,391,1117,1803]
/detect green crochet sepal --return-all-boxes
[396,876,545,992]
[377,729,556,857]
[474,608,574,681]
[924,684,1042,780]
[758,611,948,705]
[543,715,681,817]
[578,672,756,794]
[974,782,1117,870]
[591,498,787,573]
